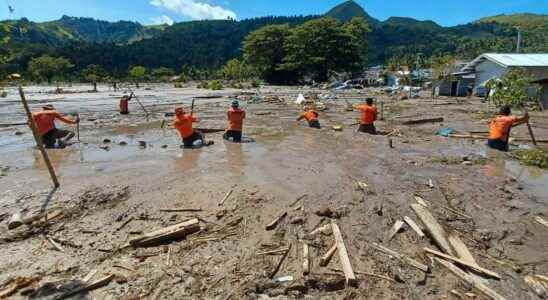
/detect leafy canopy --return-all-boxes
[28,55,74,83]
[486,68,539,108]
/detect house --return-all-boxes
[435,60,473,97]
[460,53,548,96]
[533,78,548,110]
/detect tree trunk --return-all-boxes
[93,82,97,92]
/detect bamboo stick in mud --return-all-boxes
[18,86,60,188]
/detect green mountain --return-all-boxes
[326,0,379,24]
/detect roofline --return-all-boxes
[461,53,548,72]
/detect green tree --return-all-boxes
[220,59,253,81]
[342,17,371,73]
[129,66,146,87]
[81,64,107,92]
[152,67,175,82]
[486,68,540,108]
[243,24,294,84]
[28,55,74,84]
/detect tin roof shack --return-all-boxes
[436,72,475,97]
[461,53,548,96]
[533,78,548,110]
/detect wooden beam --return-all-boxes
[331,222,357,287]
[320,243,338,267]
[424,248,500,279]
[411,203,454,255]
[129,218,200,247]
[434,258,506,300]
[404,216,425,238]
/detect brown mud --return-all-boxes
[0,84,547,299]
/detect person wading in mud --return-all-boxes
[173,107,214,148]
[32,104,79,149]
[357,97,378,134]
[297,106,321,129]
[487,105,529,152]
[223,100,246,143]
[119,92,134,115]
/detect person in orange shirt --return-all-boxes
[173,107,213,148]
[224,101,246,143]
[297,106,321,129]
[119,92,134,115]
[356,98,378,134]
[487,105,529,151]
[32,105,79,148]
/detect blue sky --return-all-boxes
[1,0,547,26]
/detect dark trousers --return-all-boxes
[487,139,509,152]
[308,120,321,129]
[42,128,73,148]
[358,124,376,134]
[182,131,204,148]
[223,130,242,143]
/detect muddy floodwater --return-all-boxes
[0,84,547,299]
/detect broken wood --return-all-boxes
[411,203,455,255]
[7,212,23,230]
[116,216,134,232]
[386,220,405,242]
[404,216,425,238]
[0,277,41,298]
[331,222,357,286]
[424,248,500,279]
[257,247,291,256]
[265,212,287,231]
[46,236,65,252]
[309,224,331,236]
[129,218,200,247]
[289,194,307,207]
[159,208,202,213]
[402,117,444,125]
[269,243,291,279]
[320,243,338,267]
[448,233,478,267]
[218,189,233,206]
[82,269,98,283]
[535,216,548,228]
[524,275,548,298]
[328,268,398,284]
[303,243,310,276]
[56,274,115,300]
[370,242,428,272]
[434,258,506,300]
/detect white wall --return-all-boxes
[475,60,508,88]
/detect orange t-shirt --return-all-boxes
[357,104,377,125]
[227,108,246,131]
[489,115,518,141]
[174,114,197,139]
[301,110,319,122]
[120,99,129,113]
[32,110,76,136]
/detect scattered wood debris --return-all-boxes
[269,244,291,279]
[524,275,548,298]
[404,216,424,238]
[331,222,357,286]
[265,212,287,231]
[129,218,200,247]
[424,248,500,279]
[535,216,548,228]
[56,274,115,300]
[302,243,310,276]
[386,220,405,242]
[411,203,455,255]
[320,243,338,267]
[370,242,428,273]
[218,189,233,206]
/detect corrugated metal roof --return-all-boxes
[462,53,548,71]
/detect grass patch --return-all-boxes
[512,149,548,169]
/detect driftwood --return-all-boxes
[425,248,500,279]
[402,117,444,125]
[448,233,478,267]
[434,258,506,300]
[265,212,287,231]
[46,236,65,252]
[331,223,357,286]
[370,242,428,272]
[257,247,290,256]
[129,218,200,247]
[320,243,338,267]
[404,216,425,238]
[411,203,455,255]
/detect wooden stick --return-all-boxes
[404,216,425,238]
[370,242,428,272]
[18,86,59,188]
[535,216,548,228]
[386,220,404,242]
[434,258,506,300]
[411,203,455,255]
[116,216,134,232]
[218,189,233,206]
[46,236,65,252]
[160,208,202,213]
[320,243,338,267]
[82,269,98,283]
[303,243,310,276]
[424,248,500,279]
[129,218,200,247]
[265,212,287,231]
[257,247,291,256]
[523,108,538,146]
[402,117,444,125]
[56,274,115,300]
[449,134,548,143]
[331,222,357,286]
[290,194,307,207]
[0,122,27,127]
[269,243,291,279]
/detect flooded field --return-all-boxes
[0,84,547,299]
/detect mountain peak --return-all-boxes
[326,1,379,24]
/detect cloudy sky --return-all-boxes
[0,0,546,26]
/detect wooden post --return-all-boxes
[18,86,60,188]
[522,107,537,146]
[190,98,196,115]
[380,102,384,120]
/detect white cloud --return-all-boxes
[150,0,237,20]
[151,15,175,25]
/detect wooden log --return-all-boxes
[269,243,291,279]
[218,189,233,206]
[331,222,357,286]
[411,203,455,255]
[424,248,500,279]
[303,243,310,276]
[7,212,23,230]
[265,212,287,231]
[386,220,404,242]
[56,274,115,300]
[320,243,338,267]
[370,242,428,272]
[404,216,425,238]
[402,117,444,125]
[448,233,478,267]
[129,218,200,247]
[434,258,506,300]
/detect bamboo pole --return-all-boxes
[18,86,60,188]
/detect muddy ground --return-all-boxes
[0,83,547,299]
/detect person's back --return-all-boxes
[32,110,60,135]
[224,101,246,142]
[174,113,196,139]
[357,98,378,134]
[32,105,78,148]
[487,105,528,152]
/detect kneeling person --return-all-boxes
[357,98,377,134]
[487,105,529,152]
[173,107,212,148]
[224,101,246,143]
[32,105,79,148]
[297,106,321,128]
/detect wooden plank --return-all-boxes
[535,216,548,228]
[435,258,507,300]
[331,222,357,286]
[129,218,200,247]
[404,216,425,238]
[448,233,478,266]
[319,243,338,267]
[386,220,405,242]
[402,117,444,125]
[411,203,454,255]
[56,274,115,300]
[370,242,428,272]
[424,248,500,279]
[303,243,310,276]
[265,212,287,231]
